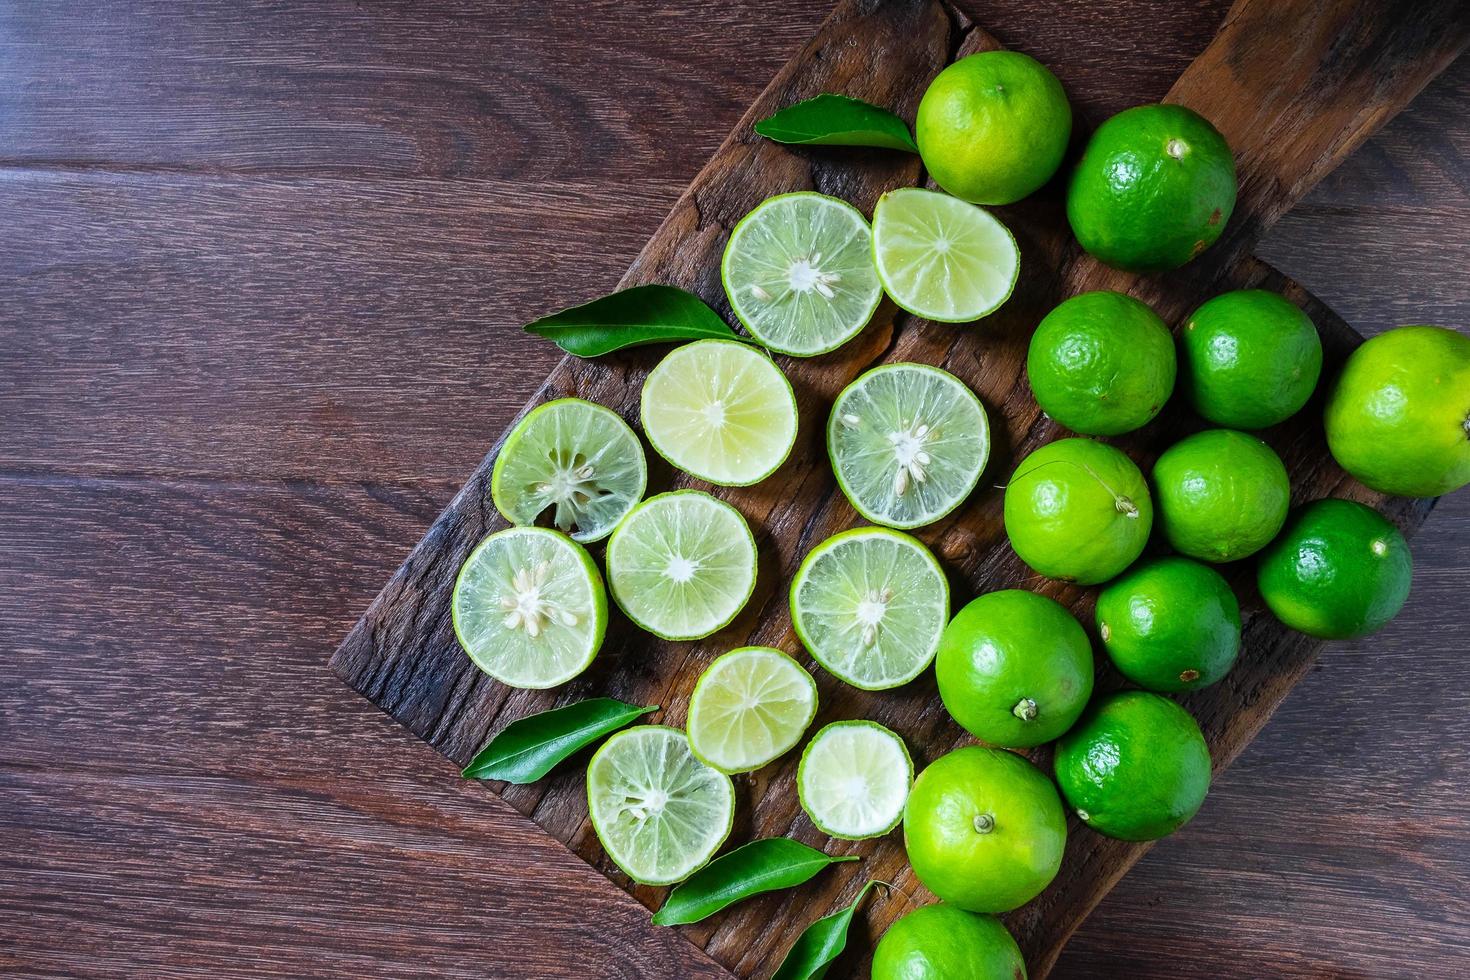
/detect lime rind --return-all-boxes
[451,526,608,689]
[790,527,949,690]
[687,647,818,774]
[797,720,913,840]
[586,725,735,886]
[640,339,799,487]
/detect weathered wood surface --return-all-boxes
[1,0,1466,977]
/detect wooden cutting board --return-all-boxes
[330,0,1466,976]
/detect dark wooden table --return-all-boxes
[1,2,1465,977]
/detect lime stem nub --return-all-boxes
[1012,697,1039,722]
[973,813,995,834]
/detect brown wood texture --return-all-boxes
[326,1,1469,977]
[2,1,1467,978]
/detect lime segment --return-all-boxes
[873,187,1019,322]
[686,647,818,773]
[798,720,913,840]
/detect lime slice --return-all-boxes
[491,398,647,543]
[721,192,883,356]
[587,725,735,886]
[790,528,949,690]
[797,720,913,840]
[687,647,818,773]
[605,490,758,640]
[872,187,1019,322]
[827,362,989,528]
[640,339,798,486]
[451,527,607,689]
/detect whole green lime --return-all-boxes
[1324,325,1470,497]
[1152,429,1289,563]
[1004,438,1152,584]
[904,746,1066,913]
[936,589,1094,748]
[872,904,1027,980]
[1096,557,1240,692]
[1257,498,1412,639]
[1027,291,1176,436]
[1054,690,1210,841]
[1180,290,1323,429]
[1067,104,1236,272]
[916,51,1072,206]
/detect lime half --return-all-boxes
[491,398,647,543]
[687,647,818,773]
[798,720,913,840]
[587,726,735,886]
[873,187,1019,322]
[640,339,798,486]
[790,528,949,690]
[451,527,607,689]
[721,192,883,356]
[827,362,989,528]
[605,490,758,640]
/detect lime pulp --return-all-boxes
[686,647,818,773]
[797,720,913,840]
[872,187,1019,322]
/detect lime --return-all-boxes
[686,647,817,774]
[797,720,912,840]
[935,589,1093,748]
[640,339,797,486]
[721,192,883,356]
[903,746,1066,913]
[452,527,607,689]
[1003,438,1152,584]
[1096,556,1240,692]
[871,187,1019,322]
[1054,691,1210,841]
[1179,290,1322,429]
[872,904,1027,980]
[1067,104,1237,272]
[827,362,989,529]
[491,397,647,544]
[586,726,735,886]
[1152,428,1289,563]
[1257,498,1412,639]
[789,527,949,691]
[1324,325,1470,497]
[915,50,1072,206]
[1026,290,1176,436]
[605,490,757,641]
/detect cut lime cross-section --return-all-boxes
[790,527,949,690]
[827,362,989,529]
[491,398,647,544]
[873,187,1019,322]
[798,720,913,840]
[640,339,798,486]
[587,726,735,886]
[605,490,758,641]
[687,647,818,773]
[721,192,883,357]
[451,527,608,689]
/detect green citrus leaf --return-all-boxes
[524,284,740,357]
[771,879,884,980]
[755,94,918,152]
[461,698,657,783]
[652,838,857,927]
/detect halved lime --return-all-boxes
[605,490,758,640]
[490,398,647,544]
[798,720,913,840]
[587,725,735,886]
[451,527,607,689]
[640,339,798,486]
[827,362,989,528]
[721,192,883,357]
[686,647,818,773]
[790,528,949,690]
[872,187,1019,322]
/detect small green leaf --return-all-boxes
[461,698,657,783]
[755,94,918,152]
[652,838,858,927]
[771,879,885,980]
[523,284,740,357]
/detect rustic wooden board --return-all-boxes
[330,0,1466,976]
